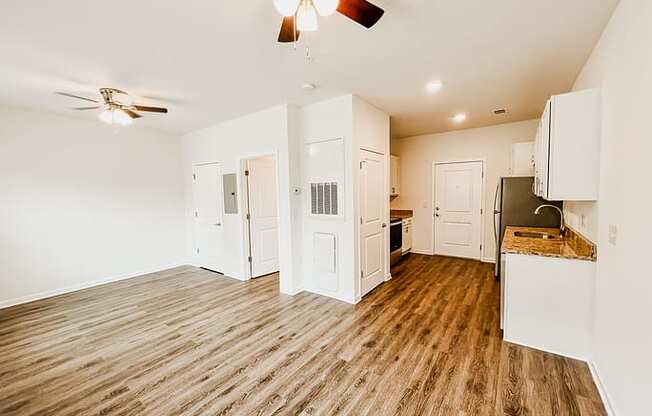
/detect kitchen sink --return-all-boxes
[514,231,559,239]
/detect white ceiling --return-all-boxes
[0,0,618,138]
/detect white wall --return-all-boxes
[182,96,389,303]
[390,120,539,261]
[298,96,356,303]
[0,106,185,308]
[564,1,652,414]
[181,105,302,294]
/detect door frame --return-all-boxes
[431,158,487,260]
[358,147,389,299]
[239,152,281,280]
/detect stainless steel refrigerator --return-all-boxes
[493,176,562,279]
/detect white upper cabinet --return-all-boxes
[390,155,400,196]
[534,89,601,201]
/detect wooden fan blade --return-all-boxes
[278,16,300,43]
[133,105,168,114]
[337,0,385,29]
[123,109,143,119]
[56,92,99,103]
[73,106,102,110]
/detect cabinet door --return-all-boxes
[390,155,400,196]
[538,101,552,199]
[402,219,412,253]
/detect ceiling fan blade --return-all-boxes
[278,16,300,43]
[133,105,168,114]
[73,106,102,110]
[123,109,143,119]
[56,92,99,103]
[337,0,385,29]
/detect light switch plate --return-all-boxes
[608,225,617,245]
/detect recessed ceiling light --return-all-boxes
[452,113,467,123]
[302,83,317,91]
[426,80,443,94]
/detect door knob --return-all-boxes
[435,214,440,218]
[382,223,387,228]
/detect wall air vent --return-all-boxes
[310,182,339,216]
[493,108,508,115]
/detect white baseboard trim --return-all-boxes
[384,273,392,282]
[0,262,187,310]
[410,249,434,256]
[588,361,617,416]
[281,286,304,296]
[503,336,587,363]
[482,256,496,264]
[304,287,357,304]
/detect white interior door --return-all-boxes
[246,156,279,278]
[193,163,224,272]
[434,161,483,260]
[360,150,386,296]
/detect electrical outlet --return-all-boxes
[608,225,617,245]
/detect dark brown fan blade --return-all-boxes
[278,16,300,43]
[133,105,168,114]
[337,0,385,28]
[56,92,99,103]
[123,109,143,119]
[73,106,102,110]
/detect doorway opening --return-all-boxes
[433,160,485,260]
[242,155,280,279]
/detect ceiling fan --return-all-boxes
[274,0,385,43]
[56,88,168,126]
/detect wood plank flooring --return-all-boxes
[0,255,606,415]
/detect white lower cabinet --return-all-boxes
[402,218,412,254]
[503,253,594,360]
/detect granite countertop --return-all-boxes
[390,209,413,219]
[501,226,597,262]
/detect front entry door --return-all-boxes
[246,156,279,278]
[434,161,483,260]
[360,149,386,296]
[193,162,224,272]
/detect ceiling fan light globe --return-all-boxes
[99,108,132,126]
[313,0,339,16]
[99,109,113,125]
[273,0,300,16]
[114,109,133,126]
[297,3,319,31]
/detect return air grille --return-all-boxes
[310,182,339,216]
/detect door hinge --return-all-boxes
[244,170,250,176]
[248,256,253,263]
[481,208,483,214]
[196,247,200,254]
[194,211,198,218]
[480,244,483,251]
[360,161,363,169]
[360,216,363,224]
[361,270,364,278]
[192,173,196,181]
[246,213,251,220]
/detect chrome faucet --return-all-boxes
[534,204,565,236]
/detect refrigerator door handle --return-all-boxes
[493,180,501,245]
